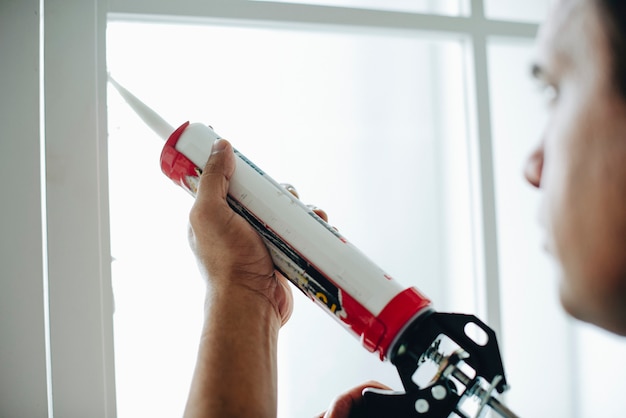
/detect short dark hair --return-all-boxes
[596,0,626,98]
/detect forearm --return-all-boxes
[184,284,282,418]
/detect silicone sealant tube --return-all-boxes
[160,121,433,360]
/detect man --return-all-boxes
[184,0,626,416]
[524,0,626,337]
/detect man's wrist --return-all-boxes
[186,278,281,418]
[203,281,283,334]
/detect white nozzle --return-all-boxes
[107,73,175,141]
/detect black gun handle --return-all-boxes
[347,388,414,418]
[348,381,460,418]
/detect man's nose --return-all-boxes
[524,142,544,188]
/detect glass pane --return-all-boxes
[107,21,473,418]
[488,38,573,416]
[250,0,469,16]
[484,0,550,23]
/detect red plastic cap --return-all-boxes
[160,121,199,192]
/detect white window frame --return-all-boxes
[2,0,543,416]
[43,0,116,415]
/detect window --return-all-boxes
[107,21,474,417]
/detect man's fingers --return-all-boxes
[318,381,391,418]
[309,206,329,222]
[196,138,236,202]
[281,183,299,199]
[280,183,330,223]
[190,139,236,238]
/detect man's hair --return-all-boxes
[596,0,626,97]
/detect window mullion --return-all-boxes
[468,32,503,338]
[470,0,485,18]
[44,0,116,416]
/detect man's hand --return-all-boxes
[185,137,336,418]
[188,138,293,325]
[316,381,391,418]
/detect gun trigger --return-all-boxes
[354,380,460,418]
[351,388,412,418]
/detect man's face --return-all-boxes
[526,0,626,334]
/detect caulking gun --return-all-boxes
[109,76,520,418]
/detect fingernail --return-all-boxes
[282,183,299,198]
[211,138,227,154]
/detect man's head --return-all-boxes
[525,0,626,335]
